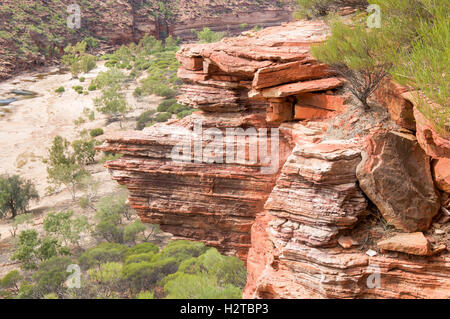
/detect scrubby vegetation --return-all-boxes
[194,27,226,43]
[299,0,449,132]
[62,41,97,78]
[44,136,97,201]
[0,189,246,299]
[0,176,39,219]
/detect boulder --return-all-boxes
[252,61,333,90]
[414,107,450,159]
[433,158,450,193]
[377,232,430,256]
[356,130,440,232]
[260,77,344,98]
[373,79,416,131]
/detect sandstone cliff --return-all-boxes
[99,20,450,298]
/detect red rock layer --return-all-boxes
[98,116,293,260]
[99,20,450,298]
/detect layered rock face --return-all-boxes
[100,20,450,298]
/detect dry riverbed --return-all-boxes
[0,62,165,274]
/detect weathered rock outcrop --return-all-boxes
[356,130,440,232]
[100,21,450,299]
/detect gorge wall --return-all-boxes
[0,0,294,80]
[99,20,450,298]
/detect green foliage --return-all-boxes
[44,136,91,200]
[0,270,22,293]
[11,230,40,270]
[126,243,159,256]
[164,274,242,299]
[177,109,195,119]
[17,281,35,299]
[90,128,104,137]
[311,18,391,108]
[55,86,65,93]
[310,0,449,130]
[83,36,99,50]
[11,229,68,270]
[62,41,97,78]
[93,68,128,127]
[122,257,178,293]
[136,110,156,130]
[157,99,177,112]
[93,69,126,90]
[158,240,209,264]
[385,0,449,133]
[136,290,154,299]
[162,247,246,299]
[88,83,97,91]
[72,85,84,94]
[195,27,226,43]
[155,112,172,123]
[79,242,129,269]
[0,175,39,218]
[294,0,367,19]
[43,210,90,247]
[88,262,123,285]
[32,256,72,297]
[79,76,86,83]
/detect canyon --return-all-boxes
[0,0,294,80]
[99,20,450,298]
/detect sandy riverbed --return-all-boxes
[0,62,163,245]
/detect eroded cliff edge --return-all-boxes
[99,20,450,298]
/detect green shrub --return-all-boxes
[154,112,172,123]
[122,257,178,293]
[136,110,156,130]
[72,85,83,94]
[79,242,129,269]
[157,99,177,112]
[126,243,159,256]
[32,256,73,297]
[195,27,226,43]
[158,240,208,265]
[55,86,65,93]
[90,128,104,137]
[153,85,176,98]
[133,87,143,97]
[0,175,39,218]
[136,291,154,299]
[164,274,242,299]
[124,252,156,265]
[79,76,86,83]
[177,109,195,119]
[88,83,97,91]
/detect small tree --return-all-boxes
[43,210,90,247]
[94,87,129,128]
[0,175,39,218]
[311,20,391,109]
[44,136,90,201]
[0,270,22,295]
[62,41,97,78]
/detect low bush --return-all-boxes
[90,128,104,137]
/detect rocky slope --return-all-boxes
[99,20,450,298]
[0,0,294,80]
